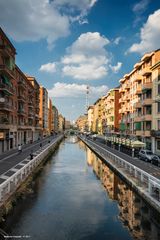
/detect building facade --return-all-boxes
[104,88,120,135]
[39,86,48,137]
[119,50,160,150]
[58,114,65,132]
[87,105,94,132]
[0,28,17,152]
[52,105,59,133]
[76,115,88,132]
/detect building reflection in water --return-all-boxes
[86,147,160,240]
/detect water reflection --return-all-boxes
[86,147,160,240]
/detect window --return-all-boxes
[157,141,160,150]
[158,102,160,113]
[158,120,160,130]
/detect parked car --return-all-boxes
[138,150,155,162]
[151,155,160,167]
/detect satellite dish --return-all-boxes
[0,98,5,103]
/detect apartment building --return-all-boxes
[26,75,41,141]
[48,98,54,135]
[52,105,59,133]
[0,27,17,152]
[65,120,71,130]
[39,86,48,137]
[151,60,160,154]
[92,98,101,133]
[87,105,94,132]
[76,115,88,132]
[58,114,65,132]
[104,88,120,135]
[119,49,160,150]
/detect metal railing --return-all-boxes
[81,137,160,203]
[0,135,63,205]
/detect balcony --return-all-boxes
[0,102,13,112]
[141,114,152,121]
[0,44,14,58]
[0,64,15,79]
[125,83,130,89]
[28,112,34,119]
[142,67,152,76]
[134,75,143,82]
[0,83,14,95]
[141,98,152,105]
[18,108,26,116]
[134,102,142,108]
[18,79,26,89]
[135,87,142,95]
[134,116,142,122]
[119,88,125,93]
[143,130,151,137]
[142,82,152,91]
[18,95,26,102]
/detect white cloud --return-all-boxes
[48,82,108,97]
[0,0,97,49]
[61,32,110,80]
[113,37,122,45]
[128,9,160,54]
[132,0,150,14]
[53,0,97,24]
[109,62,122,73]
[39,62,56,73]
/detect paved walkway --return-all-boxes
[0,135,61,176]
[81,136,160,180]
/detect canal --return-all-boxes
[1,136,160,240]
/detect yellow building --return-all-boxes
[104,88,120,135]
[58,114,65,132]
[87,105,94,132]
[48,98,54,135]
[119,49,160,150]
[76,115,88,132]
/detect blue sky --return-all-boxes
[0,0,160,122]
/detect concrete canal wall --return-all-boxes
[0,135,64,215]
[79,136,160,213]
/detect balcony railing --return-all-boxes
[141,98,152,105]
[0,102,13,112]
[0,64,15,79]
[142,82,152,90]
[18,108,26,115]
[142,67,152,76]
[18,95,26,102]
[133,75,143,82]
[0,83,14,95]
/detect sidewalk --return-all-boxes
[0,135,62,176]
[81,136,160,179]
[0,135,53,161]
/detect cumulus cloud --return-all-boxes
[53,0,97,24]
[109,62,122,73]
[48,82,108,97]
[61,32,110,80]
[0,0,97,49]
[128,9,160,54]
[39,62,56,73]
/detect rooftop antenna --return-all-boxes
[85,85,89,114]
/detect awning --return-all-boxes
[131,140,146,148]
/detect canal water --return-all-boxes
[1,136,160,240]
